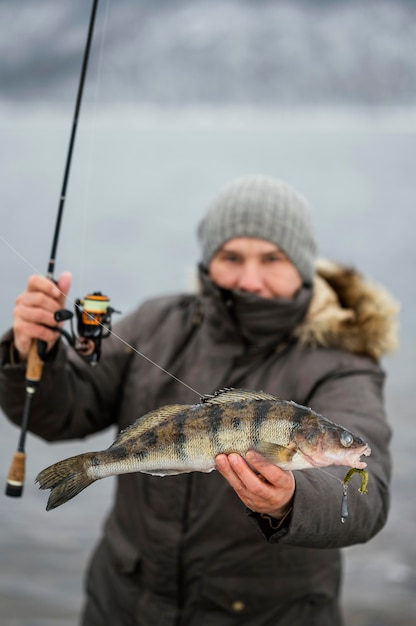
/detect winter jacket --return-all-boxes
[0,261,398,626]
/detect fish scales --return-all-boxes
[253,400,294,446]
[35,388,372,510]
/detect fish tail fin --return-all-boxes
[35,452,96,511]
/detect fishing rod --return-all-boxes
[5,0,114,497]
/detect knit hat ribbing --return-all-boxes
[197,175,317,283]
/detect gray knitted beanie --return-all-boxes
[198,175,317,283]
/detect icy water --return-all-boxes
[1,105,416,625]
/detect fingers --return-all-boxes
[245,450,294,488]
[216,451,295,518]
[13,272,72,360]
[57,271,72,303]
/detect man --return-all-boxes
[0,175,398,625]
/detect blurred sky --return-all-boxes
[1,0,416,106]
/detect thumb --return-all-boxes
[56,271,72,306]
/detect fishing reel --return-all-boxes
[53,292,120,365]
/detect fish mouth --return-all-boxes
[345,444,371,469]
[331,443,372,469]
[362,445,372,458]
[298,443,371,470]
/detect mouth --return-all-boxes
[344,444,372,469]
[297,442,371,469]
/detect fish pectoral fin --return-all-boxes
[254,442,296,465]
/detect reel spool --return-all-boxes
[55,291,120,365]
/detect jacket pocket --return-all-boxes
[195,575,280,625]
[191,576,339,626]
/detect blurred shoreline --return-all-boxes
[2,102,416,132]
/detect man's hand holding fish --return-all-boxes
[216,450,295,520]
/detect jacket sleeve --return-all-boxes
[253,350,391,549]
[0,309,142,441]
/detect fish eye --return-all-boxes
[340,431,354,447]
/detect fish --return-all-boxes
[35,388,371,510]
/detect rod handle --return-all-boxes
[25,339,45,384]
[5,339,44,498]
[5,451,26,497]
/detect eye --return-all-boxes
[220,253,241,264]
[263,254,282,264]
[340,431,354,447]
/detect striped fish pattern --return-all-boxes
[35,388,371,510]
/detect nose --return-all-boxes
[236,264,264,295]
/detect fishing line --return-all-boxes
[0,235,43,276]
[317,467,344,485]
[101,327,203,398]
[0,233,202,399]
[77,0,111,293]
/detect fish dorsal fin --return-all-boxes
[200,388,279,405]
[113,404,187,447]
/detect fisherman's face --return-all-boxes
[209,237,303,299]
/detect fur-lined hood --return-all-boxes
[295,260,399,361]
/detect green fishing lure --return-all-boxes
[341,468,369,523]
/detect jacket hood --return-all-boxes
[197,260,399,362]
[295,260,399,361]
